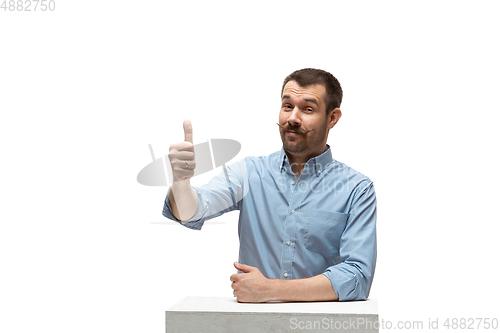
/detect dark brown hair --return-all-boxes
[281,68,343,113]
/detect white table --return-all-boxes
[166,296,379,332]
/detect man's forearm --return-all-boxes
[168,180,198,221]
[269,274,339,302]
[231,263,339,303]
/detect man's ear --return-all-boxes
[328,108,342,129]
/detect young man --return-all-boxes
[163,68,377,302]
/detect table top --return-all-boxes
[167,296,378,315]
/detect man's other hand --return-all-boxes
[230,262,275,303]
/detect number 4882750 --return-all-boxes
[1,0,56,11]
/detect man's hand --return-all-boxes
[230,262,275,303]
[229,262,340,303]
[167,120,198,221]
[168,120,196,183]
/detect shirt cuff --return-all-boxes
[162,187,206,230]
[323,264,369,301]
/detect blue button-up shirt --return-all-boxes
[163,147,377,301]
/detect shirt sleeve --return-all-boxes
[162,158,249,230]
[322,181,377,301]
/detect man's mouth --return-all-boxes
[286,130,301,137]
[276,122,314,134]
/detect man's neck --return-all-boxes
[288,156,307,180]
[285,147,327,180]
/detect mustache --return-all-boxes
[276,123,314,134]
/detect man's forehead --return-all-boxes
[282,81,326,101]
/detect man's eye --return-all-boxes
[283,104,292,109]
[305,108,313,112]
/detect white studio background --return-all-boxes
[1,1,499,332]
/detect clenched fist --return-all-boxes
[230,262,275,303]
[168,120,196,183]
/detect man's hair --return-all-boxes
[281,68,343,113]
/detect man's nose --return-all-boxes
[287,107,301,126]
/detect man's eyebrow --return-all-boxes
[303,98,318,106]
[282,95,319,106]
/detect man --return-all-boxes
[163,68,377,302]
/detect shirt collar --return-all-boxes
[279,145,333,176]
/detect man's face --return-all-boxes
[279,81,335,160]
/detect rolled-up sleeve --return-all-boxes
[322,182,377,301]
[162,187,207,230]
[162,159,248,230]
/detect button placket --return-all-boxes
[280,158,311,282]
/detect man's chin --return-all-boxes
[283,143,305,154]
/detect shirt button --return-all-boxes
[291,181,295,185]
[317,170,321,174]
[286,240,291,246]
[291,209,296,214]
[284,272,288,278]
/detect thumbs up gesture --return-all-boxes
[168,120,196,183]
